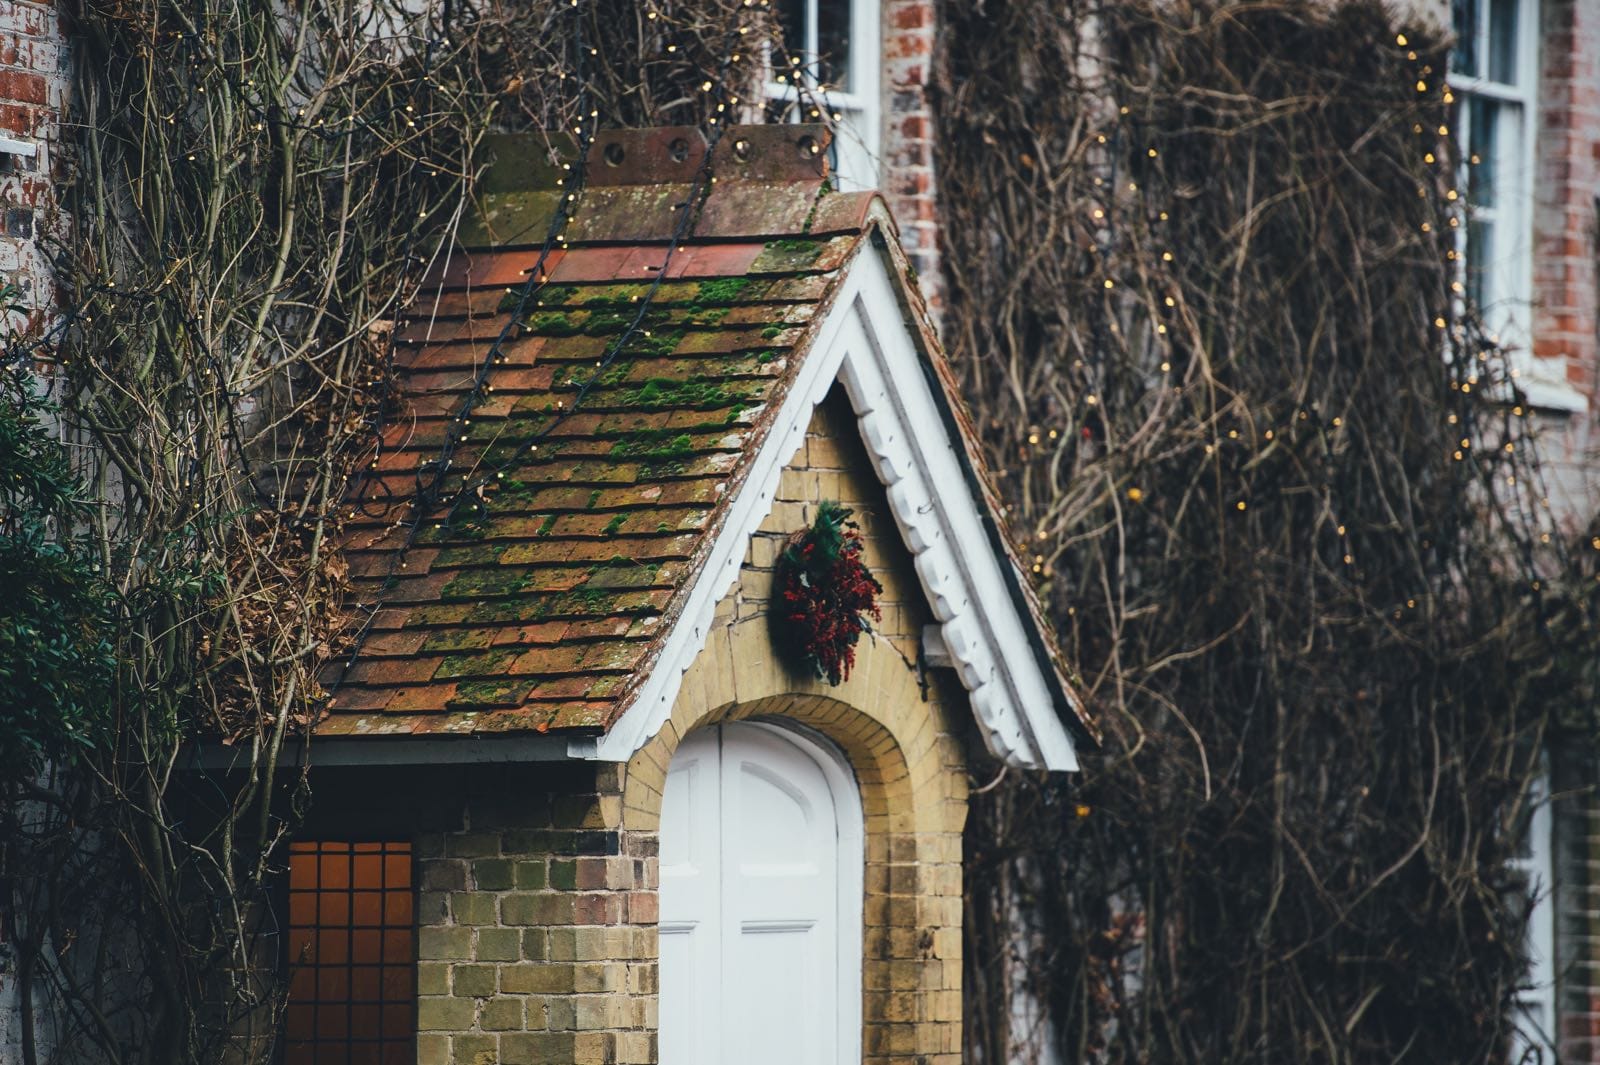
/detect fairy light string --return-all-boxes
[323,4,756,711]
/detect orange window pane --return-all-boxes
[319,853,351,890]
[382,930,410,964]
[289,892,316,927]
[382,892,412,927]
[284,841,413,1065]
[350,1004,381,1037]
[288,966,317,1003]
[287,928,316,965]
[352,892,382,927]
[351,929,382,966]
[318,892,349,927]
[285,1002,315,1040]
[380,967,411,1001]
[316,968,349,1002]
[350,967,381,1003]
[316,1005,348,1041]
[381,1002,413,1036]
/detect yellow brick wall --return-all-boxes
[413,386,973,1065]
[622,385,972,1065]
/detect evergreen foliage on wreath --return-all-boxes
[771,500,883,685]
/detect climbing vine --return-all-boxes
[934,1,1600,1062]
[7,2,775,1063]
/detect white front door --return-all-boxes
[659,721,863,1065]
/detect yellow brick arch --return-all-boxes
[622,614,969,1064]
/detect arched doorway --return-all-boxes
[658,720,864,1065]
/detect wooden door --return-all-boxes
[659,721,862,1065]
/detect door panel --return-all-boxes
[659,729,721,1065]
[659,722,858,1065]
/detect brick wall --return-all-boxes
[622,387,974,1064]
[1540,1,1600,1050]
[1532,0,1600,399]
[1552,749,1600,1063]
[0,9,63,1057]
[405,389,975,1064]
[878,0,942,316]
[0,0,61,332]
[411,763,658,1065]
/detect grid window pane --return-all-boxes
[1487,0,1519,83]
[817,0,852,89]
[1452,0,1479,76]
[1467,98,1499,208]
[285,841,414,1065]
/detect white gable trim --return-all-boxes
[579,243,1080,771]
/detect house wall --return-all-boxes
[410,391,976,1065]
[0,0,62,332]
[1535,0,1600,1060]
[878,0,942,316]
[0,11,63,1051]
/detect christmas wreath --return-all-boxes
[771,500,883,685]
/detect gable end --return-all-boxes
[588,235,1084,770]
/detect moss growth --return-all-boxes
[623,376,743,411]
[756,349,777,364]
[694,277,752,304]
[583,310,633,335]
[610,430,695,459]
[684,306,731,327]
[538,284,579,305]
[761,325,783,339]
[600,514,627,538]
[640,458,688,479]
[626,328,685,358]
[766,237,819,254]
[586,558,663,589]
[586,489,602,509]
[565,583,618,614]
[449,679,535,709]
[525,311,582,336]
[435,648,516,679]
[759,237,824,270]
[536,513,558,537]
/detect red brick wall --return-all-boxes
[1533,0,1600,400]
[0,0,62,333]
[878,0,942,315]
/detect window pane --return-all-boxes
[817,0,852,90]
[1451,0,1479,76]
[776,0,804,58]
[283,841,414,1065]
[1467,97,1499,208]
[1488,0,1518,83]
[1466,218,1494,309]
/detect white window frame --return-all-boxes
[1509,770,1556,1062]
[1449,0,1581,410]
[765,0,882,191]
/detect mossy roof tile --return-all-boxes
[321,125,1094,750]
[324,130,865,735]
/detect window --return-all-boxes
[1450,0,1538,348]
[768,0,881,191]
[284,841,415,1065]
[1508,776,1556,1063]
